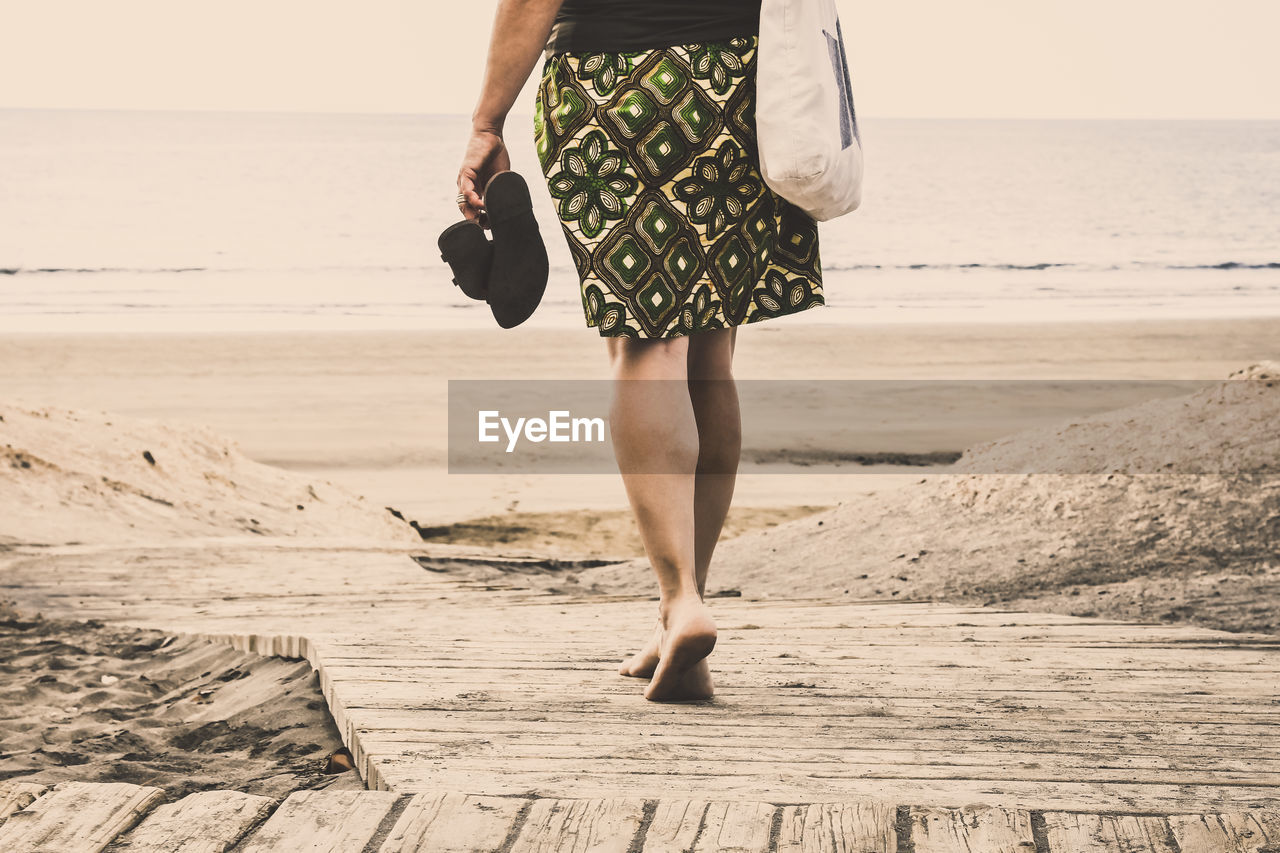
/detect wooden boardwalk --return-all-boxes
[2,781,1279,852]
[2,542,1280,849]
[302,596,1280,811]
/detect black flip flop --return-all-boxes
[438,219,493,301]
[482,170,548,329]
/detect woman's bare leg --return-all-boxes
[606,336,716,701]
[617,329,739,690]
[688,327,741,598]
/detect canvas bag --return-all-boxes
[755,0,864,221]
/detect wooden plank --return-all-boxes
[274,636,1280,655]
[104,790,275,853]
[316,618,1274,639]
[352,723,1280,761]
[1040,813,1177,852]
[354,721,1280,754]
[418,610,1268,638]
[378,791,527,853]
[357,736,1280,768]
[318,638,1280,662]
[352,750,1280,788]
[326,674,1280,702]
[346,702,1280,729]
[337,681,1280,717]
[617,801,779,853]
[0,781,165,853]
[0,782,48,825]
[237,790,398,853]
[357,735,1280,775]
[777,802,896,853]
[318,656,1280,684]
[642,801,708,852]
[337,673,1280,706]
[377,765,1280,812]
[693,802,776,852]
[1168,812,1280,853]
[907,806,1035,853]
[507,798,645,853]
[320,665,1280,698]
[350,709,1280,748]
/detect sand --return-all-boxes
[1,402,421,547]
[0,600,359,799]
[576,362,1280,633]
[2,320,1276,626]
[412,505,828,560]
[2,317,1277,533]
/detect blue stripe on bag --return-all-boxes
[823,17,859,149]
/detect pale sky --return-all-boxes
[2,0,1278,119]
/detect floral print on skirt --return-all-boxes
[533,35,824,338]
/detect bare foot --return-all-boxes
[619,618,662,678]
[645,598,717,702]
[649,656,714,702]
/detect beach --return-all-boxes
[2,3,1280,838]
[2,339,1278,818]
[2,316,1276,545]
[3,108,1280,830]
[4,304,1280,822]
[5,313,1275,622]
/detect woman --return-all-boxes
[456,0,824,701]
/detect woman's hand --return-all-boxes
[455,0,564,224]
[457,128,511,227]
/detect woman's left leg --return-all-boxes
[687,327,742,598]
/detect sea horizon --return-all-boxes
[2,109,1277,333]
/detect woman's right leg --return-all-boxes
[606,335,717,701]
[687,327,741,598]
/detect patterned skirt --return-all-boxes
[533,35,824,338]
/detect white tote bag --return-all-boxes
[755,0,864,221]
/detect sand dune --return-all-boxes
[579,363,1280,633]
[952,362,1279,475]
[0,403,420,547]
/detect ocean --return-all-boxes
[1,109,1277,332]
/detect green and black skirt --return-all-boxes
[533,34,824,338]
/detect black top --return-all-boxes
[545,0,761,56]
